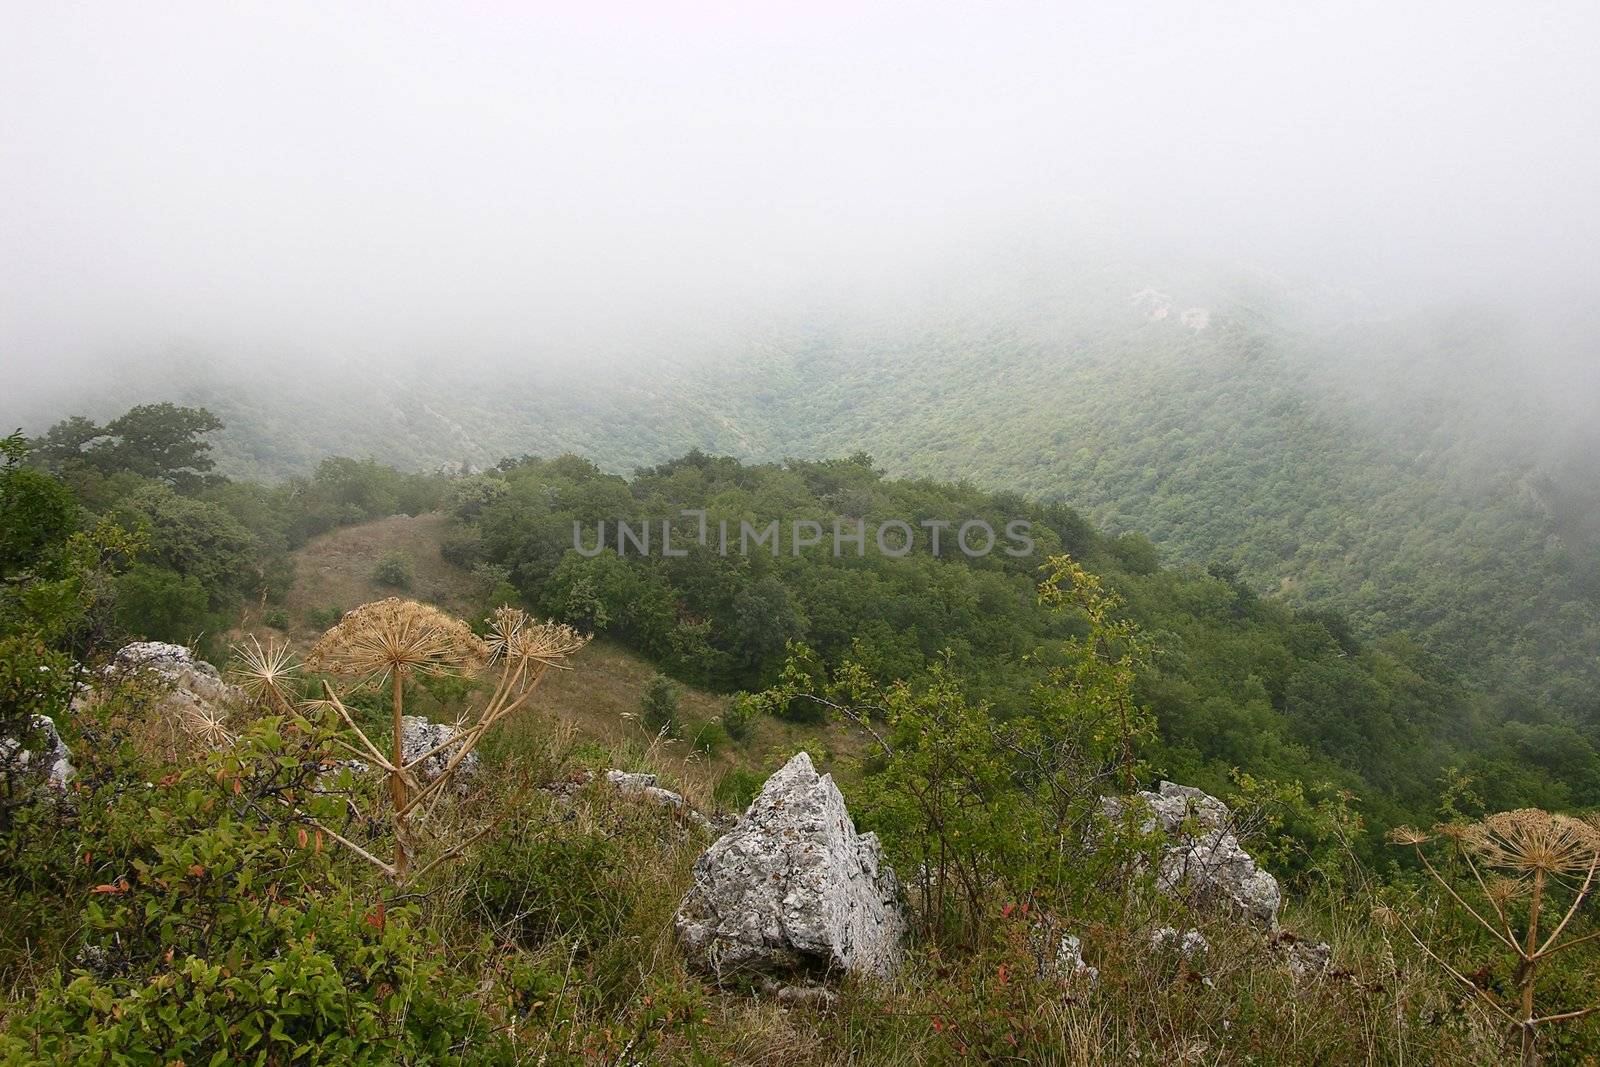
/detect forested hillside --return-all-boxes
[13,250,1595,733]
[452,449,1597,851]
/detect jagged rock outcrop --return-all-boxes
[1,714,75,789]
[1106,781,1282,929]
[108,642,244,707]
[76,642,248,736]
[399,716,479,786]
[675,752,906,980]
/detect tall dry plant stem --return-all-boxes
[1388,810,1600,1065]
[236,600,589,886]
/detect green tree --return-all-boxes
[110,485,260,608]
[0,433,77,577]
[98,403,223,487]
[113,564,212,645]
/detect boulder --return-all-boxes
[108,642,244,709]
[400,715,479,786]
[1106,781,1281,929]
[1,714,75,789]
[79,643,247,744]
[675,752,907,980]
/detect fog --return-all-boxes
[3,0,1598,404]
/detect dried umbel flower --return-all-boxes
[1390,806,1600,1065]
[231,635,299,706]
[1387,826,1432,847]
[485,607,591,669]
[306,598,489,683]
[1460,809,1600,877]
[178,699,235,749]
[1484,876,1529,909]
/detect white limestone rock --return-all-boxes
[1106,781,1282,929]
[400,715,479,786]
[1151,926,1211,961]
[79,642,248,740]
[1,714,75,789]
[1272,931,1333,980]
[604,769,710,829]
[675,752,907,980]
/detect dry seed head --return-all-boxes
[230,635,299,700]
[485,606,591,668]
[305,598,488,682]
[1387,826,1432,847]
[1484,876,1529,908]
[1460,809,1600,877]
[178,699,236,748]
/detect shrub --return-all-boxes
[308,604,344,631]
[262,608,290,630]
[439,533,484,569]
[640,675,680,738]
[687,719,727,755]
[373,551,414,589]
[720,692,759,741]
[113,563,212,644]
[0,717,505,1065]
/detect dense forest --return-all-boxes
[455,448,1597,852]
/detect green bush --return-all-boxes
[468,812,637,953]
[639,675,680,738]
[262,607,290,630]
[0,717,504,1065]
[720,692,759,741]
[712,767,763,812]
[308,604,344,631]
[439,533,485,569]
[113,563,212,644]
[373,551,415,589]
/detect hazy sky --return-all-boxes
[3,1,1598,382]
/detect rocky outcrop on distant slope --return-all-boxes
[676,752,907,980]
[1105,781,1282,929]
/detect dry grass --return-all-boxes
[252,513,479,638]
